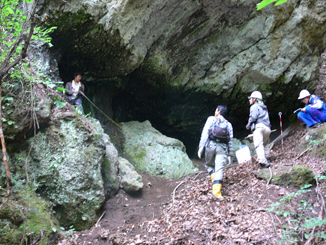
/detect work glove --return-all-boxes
[198,147,204,159]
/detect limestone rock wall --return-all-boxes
[40,0,326,92]
[37,0,326,153]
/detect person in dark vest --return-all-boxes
[198,105,234,199]
[65,72,85,112]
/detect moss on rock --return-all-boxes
[0,188,60,245]
[273,166,316,188]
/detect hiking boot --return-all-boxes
[259,163,270,169]
[212,184,223,199]
[311,123,322,128]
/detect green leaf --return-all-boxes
[56,87,67,92]
[275,0,287,5]
[257,0,277,10]
[3,5,15,15]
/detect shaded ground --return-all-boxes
[57,123,326,245]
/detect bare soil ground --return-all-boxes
[57,123,326,245]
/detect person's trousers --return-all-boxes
[70,98,83,112]
[204,141,228,182]
[253,123,271,165]
[297,107,326,128]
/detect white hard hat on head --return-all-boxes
[298,89,311,100]
[248,91,263,100]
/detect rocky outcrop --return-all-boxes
[41,0,326,92]
[120,120,198,178]
[1,82,53,141]
[118,157,143,192]
[24,115,106,231]
[37,0,326,153]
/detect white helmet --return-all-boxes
[248,91,263,100]
[298,89,311,100]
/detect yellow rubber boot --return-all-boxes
[212,184,223,199]
[210,173,215,182]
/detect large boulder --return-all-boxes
[120,120,198,178]
[21,113,106,231]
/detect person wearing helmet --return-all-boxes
[297,89,326,128]
[198,105,234,199]
[246,91,271,169]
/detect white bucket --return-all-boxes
[235,146,251,165]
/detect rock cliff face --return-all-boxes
[39,0,326,153]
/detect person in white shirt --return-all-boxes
[65,72,85,112]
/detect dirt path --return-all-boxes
[57,170,197,244]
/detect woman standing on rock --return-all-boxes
[198,105,234,199]
[65,71,85,112]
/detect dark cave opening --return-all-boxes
[57,62,301,158]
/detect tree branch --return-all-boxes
[0,0,38,82]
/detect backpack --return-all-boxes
[208,118,230,143]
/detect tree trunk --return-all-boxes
[0,85,11,197]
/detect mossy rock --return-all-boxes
[0,188,60,245]
[273,166,316,188]
[255,165,316,188]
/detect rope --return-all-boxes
[80,91,123,130]
[79,91,138,139]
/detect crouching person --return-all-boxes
[297,89,326,128]
[198,105,233,199]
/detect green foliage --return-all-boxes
[0,0,59,127]
[53,96,66,109]
[60,225,75,238]
[267,183,326,243]
[257,0,288,10]
[75,104,83,114]
[56,86,67,92]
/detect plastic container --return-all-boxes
[235,145,251,165]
